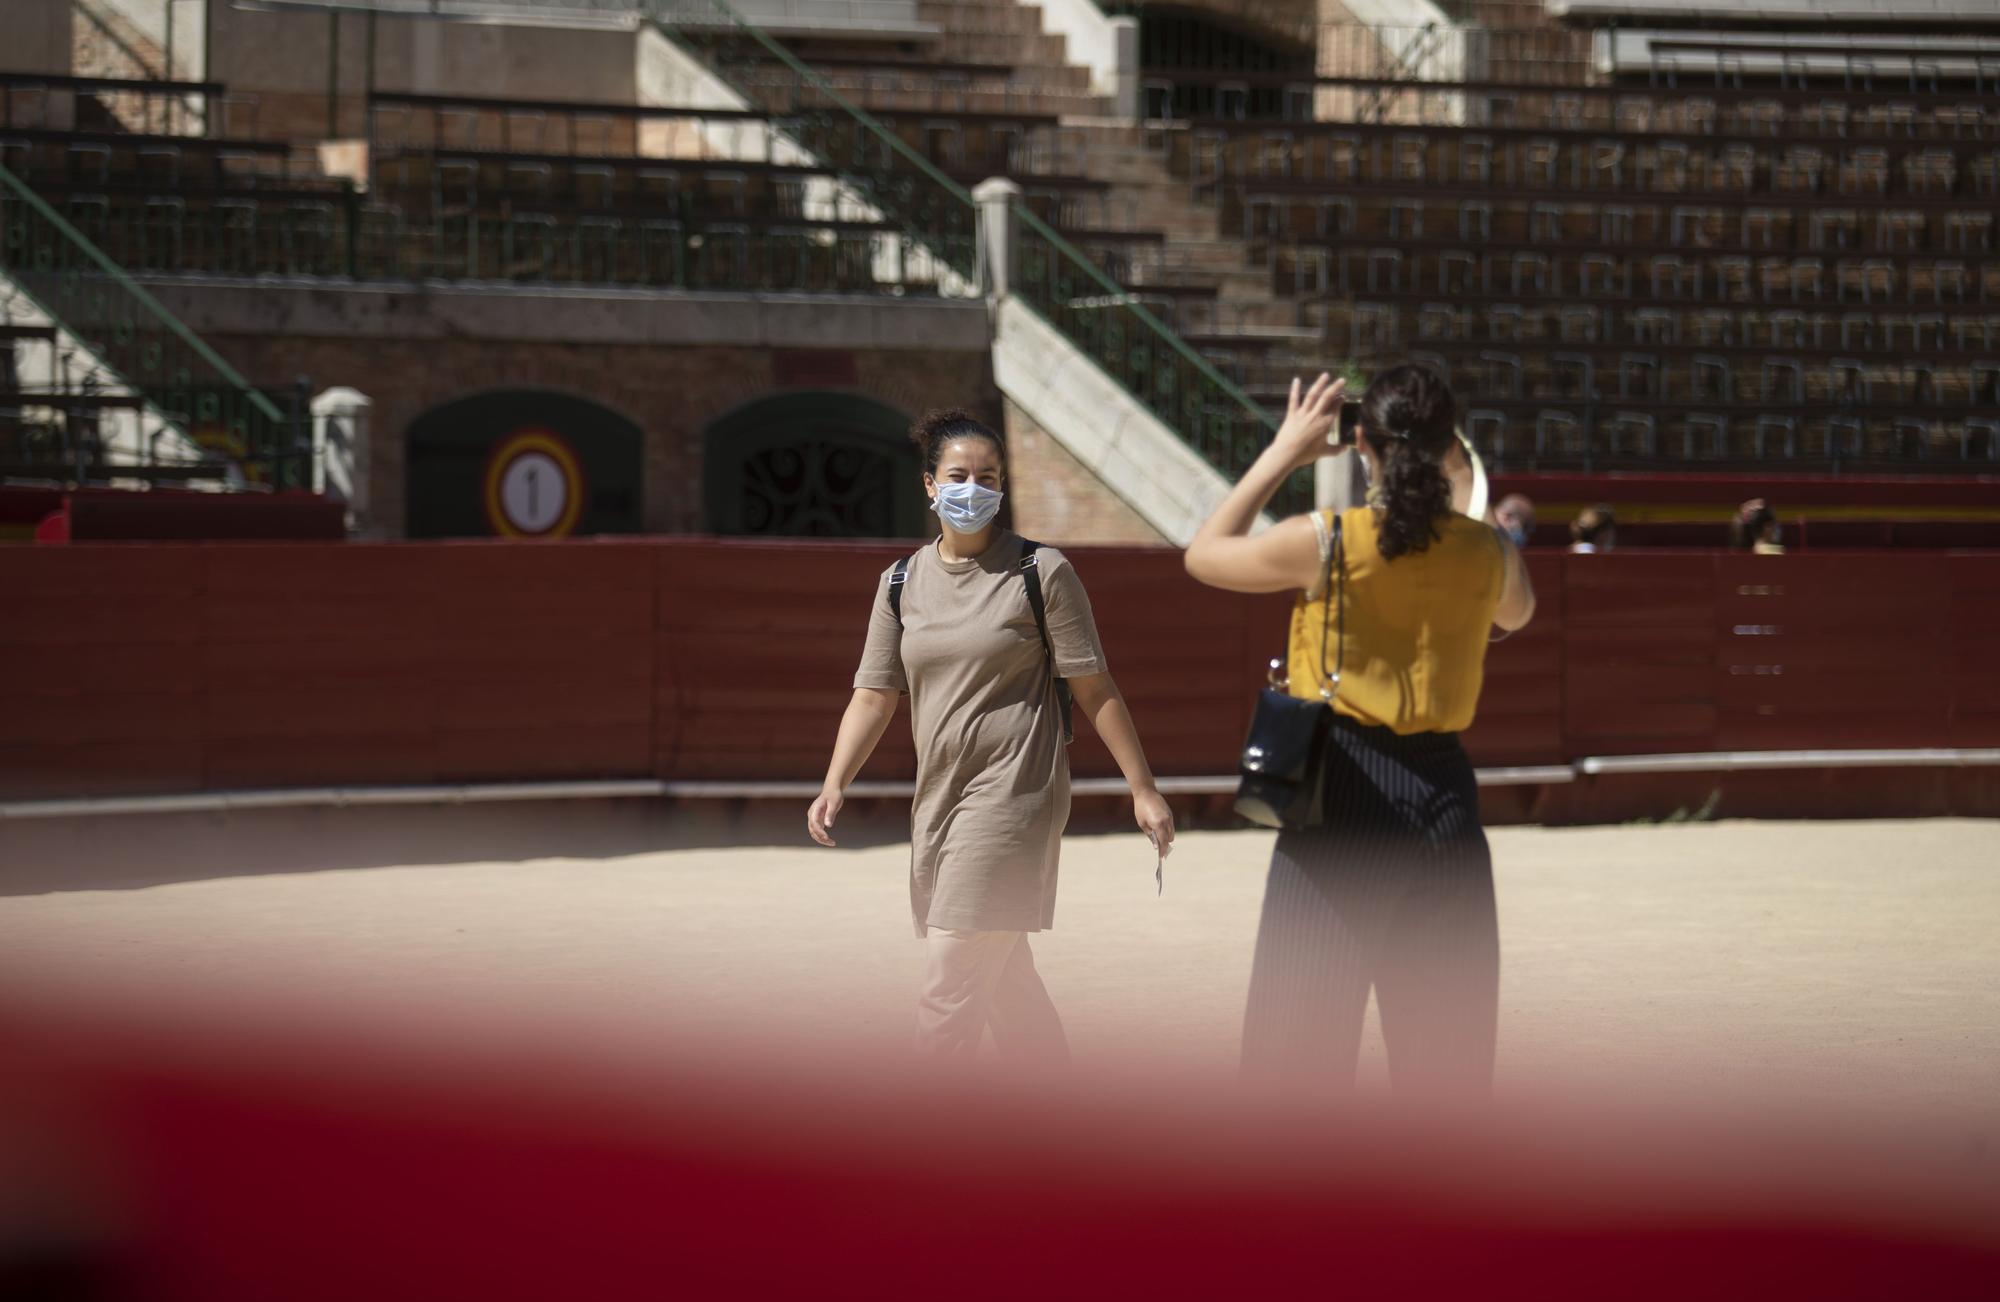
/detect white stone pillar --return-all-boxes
[1109,17,1141,122]
[1315,447,1368,512]
[972,176,1022,302]
[310,386,371,532]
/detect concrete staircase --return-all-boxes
[0,166,302,489]
[779,3,1326,398]
[0,278,220,486]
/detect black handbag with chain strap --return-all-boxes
[1233,512,1344,830]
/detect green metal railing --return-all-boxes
[43,186,963,297]
[7,0,1298,500]
[1011,207,1306,508]
[0,162,305,487]
[646,0,1302,509]
[645,0,981,277]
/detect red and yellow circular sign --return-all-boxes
[482,428,585,539]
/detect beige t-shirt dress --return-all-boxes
[853,531,1109,939]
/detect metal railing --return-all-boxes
[0,162,305,487]
[32,182,969,296]
[1009,206,1304,508]
[1317,23,1593,89]
[34,0,1296,500]
[646,0,1297,506]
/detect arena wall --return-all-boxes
[145,281,998,539]
[5,541,1997,820]
[202,2,641,141]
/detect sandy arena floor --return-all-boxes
[1,812,1995,1120]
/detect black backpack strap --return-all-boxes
[1017,539,1054,660]
[887,552,912,627]
[1017,538,1075,745]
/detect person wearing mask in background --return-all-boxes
[1494,494,1537,549]
[1731,499,1786,555]
[808,409,1175,1067]
[1183,364,1536,1100]
[1569,504,1616,554]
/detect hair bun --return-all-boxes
[910,408,1003,474]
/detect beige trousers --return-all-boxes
[916,928,1070,1065]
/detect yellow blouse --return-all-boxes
[1287,507,1505,735]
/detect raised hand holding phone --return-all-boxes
[1269,373,1347,471]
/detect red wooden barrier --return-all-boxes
[1492,470,2000,514]
[61,490,347,541]
[4,540,1999,804]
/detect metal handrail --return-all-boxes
[644,0,974,202]
[0,161,304,486]
[645,0,1282,470]
[0,162,287,427]
[1011,201,1274,430]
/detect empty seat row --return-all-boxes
[1382,346,2000,407]
[0,130,297,189]
[1446,404,2000,469]
[1285,246,1997,305]
[1144,71,1998,139]
[1325,298,2000,352]
[1180,125,2000,199]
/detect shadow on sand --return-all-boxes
[0,798,916,897]
[0,794,1185,896]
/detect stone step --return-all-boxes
[774,2,1308,363]
[821,84,1109,117]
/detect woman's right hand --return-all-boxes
[807,785,844,847]
[1268,373,1345,471]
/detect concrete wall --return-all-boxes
[140,279,997,540]
[989,297,1247,548]
[2,0,74,76]
[1004,401,1168,546]
[204,3,641,141]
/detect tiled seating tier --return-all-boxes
[1122,55,2000,469]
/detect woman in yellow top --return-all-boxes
[1185,364,1536,1098]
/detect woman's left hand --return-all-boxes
[1268,373,1346,472]
[1134,786,1175,858]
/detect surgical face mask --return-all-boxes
[931,480,1003,533]
[1504,523,1529,548]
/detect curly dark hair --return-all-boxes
[1730,499,1777,550]
[1572,504,1617,547]
[1359,362,1458,561]
[909,408,1003,475]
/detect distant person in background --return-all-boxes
[1569,505,1616,554]
[1494,494,1536,548]
[1732,499,1785,554]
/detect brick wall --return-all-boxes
[1002,399,1170,547]
[194,332,1001,538]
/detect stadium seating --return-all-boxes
[1120,52,2000,469]
[8,3,1999,482]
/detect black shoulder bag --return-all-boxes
[1233,512,1344,830]
[888,538,1074,745]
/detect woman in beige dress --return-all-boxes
[807,409,1175,1063]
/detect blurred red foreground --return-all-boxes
[2,1007,1994,1302]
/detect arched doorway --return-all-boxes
[703,392,927,538]
[405,390,643,539]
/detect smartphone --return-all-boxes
[1336,400,1362,446]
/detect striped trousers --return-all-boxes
[1240,716,1499,1098]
